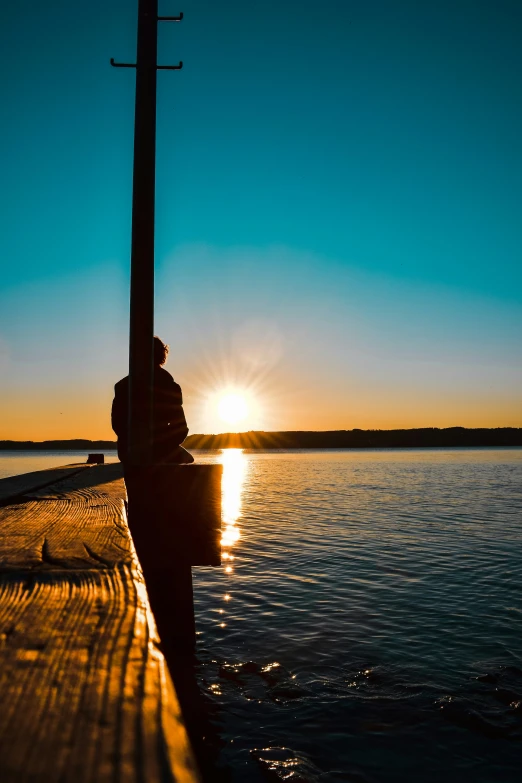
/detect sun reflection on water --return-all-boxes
[216,449,246,629]
[220,448,246,553]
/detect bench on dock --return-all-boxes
[0,461,218,782]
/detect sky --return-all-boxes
[1,0,521,440]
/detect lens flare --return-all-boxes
[218,393,249,425]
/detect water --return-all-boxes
[193,449,522,782]
[1,448,521,781]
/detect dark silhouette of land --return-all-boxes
[2,427,521,451]
[187,427,522,449]
[0,439,119,450]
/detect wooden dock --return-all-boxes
[0,462,200,782]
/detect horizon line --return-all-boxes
[1,425,522,446]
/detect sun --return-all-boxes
[217,393,249,426]
[199,383,264,433]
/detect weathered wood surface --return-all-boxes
[0,463,199,783]
[0,463,91,503]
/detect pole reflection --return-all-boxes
[220,448,246,568]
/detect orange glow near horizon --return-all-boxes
[0,375,521,441]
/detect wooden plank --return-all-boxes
[0,464,199,783]
[0,463,93,504]
[0,464,132,571]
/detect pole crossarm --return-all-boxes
[110,58,183,71]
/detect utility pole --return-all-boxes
[111,1,183,465]
[110,6,224,666]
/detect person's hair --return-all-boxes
[153,336,169,366]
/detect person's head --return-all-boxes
[153,336,169,366]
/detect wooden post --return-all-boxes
[128,0,158,466]
[86,453,104,464]
[111,3,206,662]
[125,464,222,652]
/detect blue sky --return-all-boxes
[1,0,521,438]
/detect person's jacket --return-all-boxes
[111,367,189,462]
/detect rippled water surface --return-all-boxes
[192,449,522,782]
[1,448,521,781]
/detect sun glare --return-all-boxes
[218,393,249,426]
[198,380,265,434]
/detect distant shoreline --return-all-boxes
[1,428,521,450]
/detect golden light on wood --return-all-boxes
[0,462,199,781]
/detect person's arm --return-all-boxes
[111,384,127,437]
[167,381,189,443]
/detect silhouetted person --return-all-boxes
[111,336,194,465]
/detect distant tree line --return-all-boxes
[185,428,522,449]
[2,428,520,450]
[0,440,117,450]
